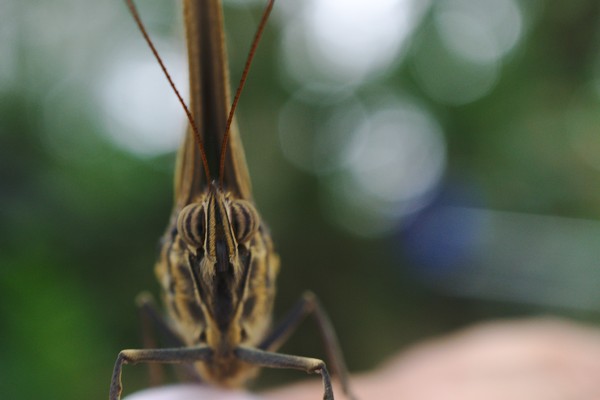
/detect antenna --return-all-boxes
[218,0,275,187]
[125,0,211,183]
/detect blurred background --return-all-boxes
[2,0,600,398]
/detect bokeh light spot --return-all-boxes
[278,89,366,174]
[435,0,522,64]
[279,0,431,87]
[411,22,500,105]
[322,97,446,237]
[96,44,187,156]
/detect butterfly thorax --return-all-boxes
[155,183,280,386]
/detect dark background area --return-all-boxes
[2,1,600,399]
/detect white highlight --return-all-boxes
[323,97,446,237]
[97,45,187,156]
[280,0,430,86]
[436,0,522,64]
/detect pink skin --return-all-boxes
[125,318,600,400]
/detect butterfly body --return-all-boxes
[110,1,353,399]
[156,184,279,387]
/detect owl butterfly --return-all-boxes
[109,1,356,399]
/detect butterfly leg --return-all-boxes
[259,291,356,400]
[137,292,173,386]
[235,346,334,400]
[137,292,185,348]
[109,345,212,400]
[136,292,203,385]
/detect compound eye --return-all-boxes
[230,200,259,244]
[177,203,205,249]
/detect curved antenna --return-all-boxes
[125,0,211,183]
[218,0,275,188]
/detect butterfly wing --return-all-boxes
[174,0,253,209]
